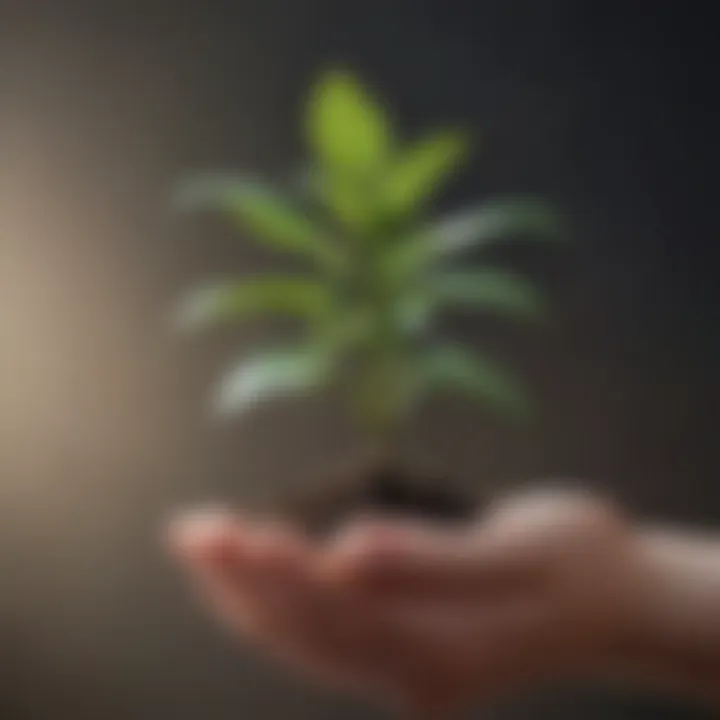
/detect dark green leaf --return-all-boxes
[175,174,341,269]
[213,344,336,418]
[426,269,546,323]
[393,294,435,335]
[176,277,335,331]
[383,129,470,218]
[306,71,391,176]
[419,344,531,422]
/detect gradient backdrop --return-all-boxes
[1,1,718,718]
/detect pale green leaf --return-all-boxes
[419,344,531,422]
[176,174,341,269]
[383,129,470,218]
[176,277,335,331]
[213,344,336,418]
[426,269,546,323]
[306,71,391,175]
[383,197,564,282]
[428,197,565,257]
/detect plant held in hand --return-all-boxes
[175,71,563,533]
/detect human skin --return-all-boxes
[167,489,720,716]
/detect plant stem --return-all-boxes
[354,336,409,465]
[349,207,413,462]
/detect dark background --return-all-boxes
[1,1,718,718]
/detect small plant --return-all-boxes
[175,70,563,528]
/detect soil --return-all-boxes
[275,461,480,537]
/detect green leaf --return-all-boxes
[307,166,377,234]
[383,129,470,218]
[381,197,564,282]
[213,344,336,418]
[175,174,341,269]
[419,344,531,422]
[425,269,546,323]
[393,294,435,335]
[176,277,335,331]
[428,197,565,256]
[306,70,391,176]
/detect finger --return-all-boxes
[167,514,427,694]
[483,489,625,546]
[166,507,240,564]
[322,519,549,602]
[167,509,250,632]
[206,537,448,703]
[167,515,476,711]
[168,510,306,634]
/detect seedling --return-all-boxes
[175,70,563,531]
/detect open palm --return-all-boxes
[170,489,643,716]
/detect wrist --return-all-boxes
[595,526,720,703]
[633,527,720,648]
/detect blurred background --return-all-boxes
[1,1,718,718]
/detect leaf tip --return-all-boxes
[173,175,229,214]
[311,66,365,98]
[173,285,225,334]
[210,377,249,421]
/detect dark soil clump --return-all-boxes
[276,461,480,537]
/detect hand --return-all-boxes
[168,488,648,716]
